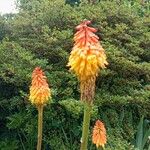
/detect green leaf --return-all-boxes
[136,117,144,150]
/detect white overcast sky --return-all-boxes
[0,0,17,14]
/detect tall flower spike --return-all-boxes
[68,21,108,150]
[68,20,108,81]
[29,67,51,106]
[92,120,107,148]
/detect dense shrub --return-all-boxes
[0,0,149,149]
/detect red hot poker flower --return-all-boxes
[92,120,107,148]
[29,67,51,106]
[68,20,108,81]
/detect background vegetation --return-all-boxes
[0,0,150,149]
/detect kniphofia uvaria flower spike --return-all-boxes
[92,120,107,148]
[29,67,51,150]
[68,20,108,82]
[68,21,108,150]
[68,20,108,104]
[29,67,51,106]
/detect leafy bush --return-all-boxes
[0,0,149,149]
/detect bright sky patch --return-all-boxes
[0,0,17,14]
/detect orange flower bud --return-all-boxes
[29,67,51,106]
[92,120,107,148]
[68,21,108,81]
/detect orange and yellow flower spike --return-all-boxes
[92,120,107,148]
[68,20,108,82]
[29,67,51,150]
[29,67,51,106]
[68,21,108,150]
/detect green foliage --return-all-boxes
[106,133,135,150]
[134,117,150,150]
[0,0,149,149]
[0,139,19,150]
[59,99,98,119]
[0,16,7,41]
[0,40,47,85]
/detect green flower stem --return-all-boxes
[37,105,44,150]
[98,146,104,150]
[80,102,92,150]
